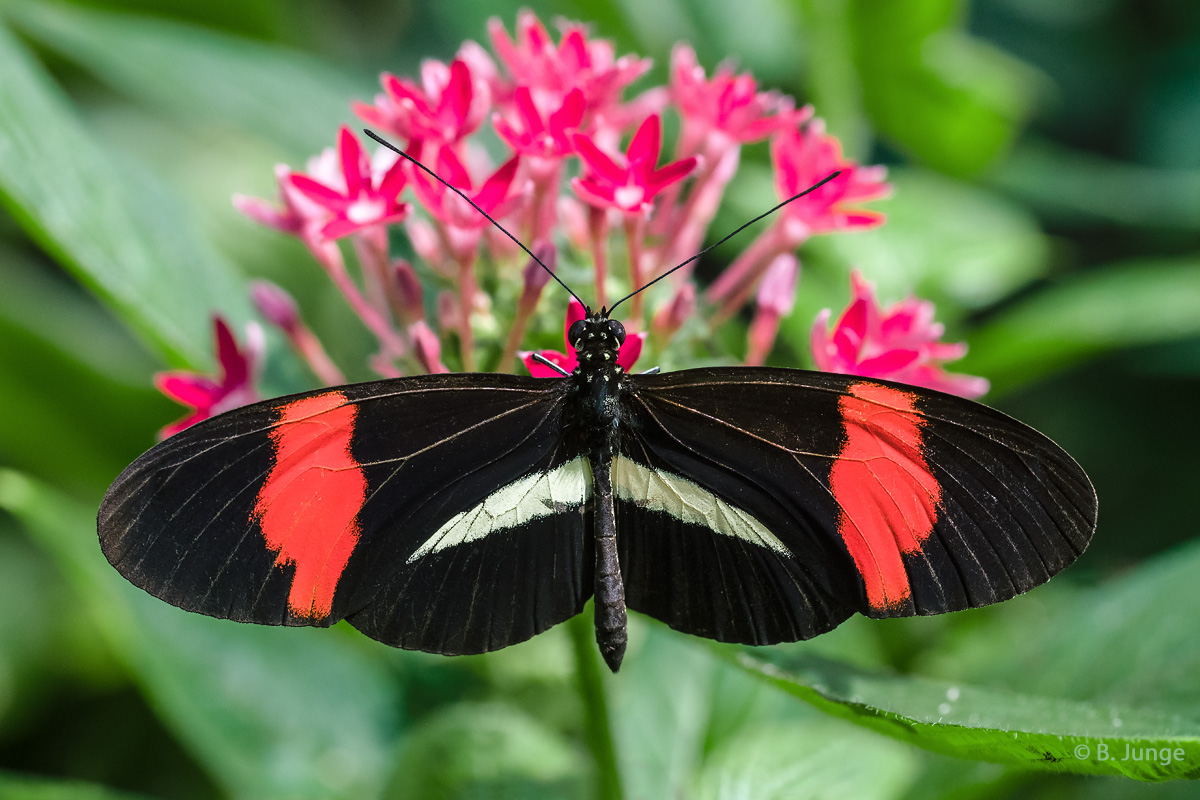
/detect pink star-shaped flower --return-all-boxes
[811,271,988,398]
[354,58,488,146]
[287,126,410,240]
[411,145,524,230]
[155,317,264,439]
[671,44,810,147]
[571,114,698,214]
[522,299,644,377]
[488,11,651,113]
[493,86,585,161]
[772,121,890,244]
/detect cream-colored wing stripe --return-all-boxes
[612,456,791,556]
[407,457,592,562]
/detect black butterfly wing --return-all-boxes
[99,373,592,655]
[615,367,1096,644]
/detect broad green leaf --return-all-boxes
[938,540,1200,713]
[693,718,917,800]
[0,22,249,367]
[846,0,1039,176]
[990,139,1200,230]
[609,622,921,798]
[732,647,1199,781]
[797,0,871,160]
[383,702,587,800]
[611,623,716,799]
[0,771,153,800]
[960,257,1200,395]
[0,246,172,493]
[10,1,363,155]
[804,167,1049,309]
[0,471,401,800]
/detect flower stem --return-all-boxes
[589,207,609,309]
[305,237,407,357]
[568,612,624,800]
[623,215,646,325]
[496,303,531,374]
[704,230,783,326]
[352,225,394,319]
[457,256,477,372]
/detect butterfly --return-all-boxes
[97,135,1096,673]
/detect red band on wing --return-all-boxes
[254,392,366,620]
[830,382,941,612]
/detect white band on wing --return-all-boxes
[408,456,592,562]
[612,456,791,556]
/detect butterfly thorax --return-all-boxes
[567,311,627,461]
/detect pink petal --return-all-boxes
[288,174,347,208]
[492,113,526,151]
[550,88,585,133]
[572,133,628,185]
[435,146,474,190]
[154,372,220,407]
[831,297,870,361]
[320,217,369,239]
[571,176,618,209]
[858,348,921,376]
[514,86,544,135]
[626,114,662,167]
[559,28,590,72]
[523,349,575,377]
[756,254,798,316]
[810,309,834,372]
[473,156,520,212]
[444,59,474,130]
[377,158,409,200]
[616,331,645,371]
[231,194,297,234]
[338,127,366,199]
[645,156,698,196]
[352,100,391,131]
[839,210,886,230]
[213,318,248,386]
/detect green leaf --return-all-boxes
[693,718,917,800]
[610,623,716,799]
[941,540,1200,713]
[10,1,364,155]
[0,771,154,800]
[796,0,871,160]
[383,702,587,800]
[846,0,1039,176]
[0,246,172,493]
[0,471,401,800]
[805,167,1049,308]
[0,21,249,366]
[609,622,922,798]
[960,257,1200,395]
[731,646,1200,781]
[989,139,1200,230]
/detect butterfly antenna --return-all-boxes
[364,129,588,310]
[606,170,842,315]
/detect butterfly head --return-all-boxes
[568,308,626,374]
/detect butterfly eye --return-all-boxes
[568,319,588,347]
[608,320,626,345]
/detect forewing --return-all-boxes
[99,373,592,655]
[616,367,1096,643]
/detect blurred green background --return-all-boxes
[1,0,1199,797]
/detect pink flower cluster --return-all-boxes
[159,12,984,436]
